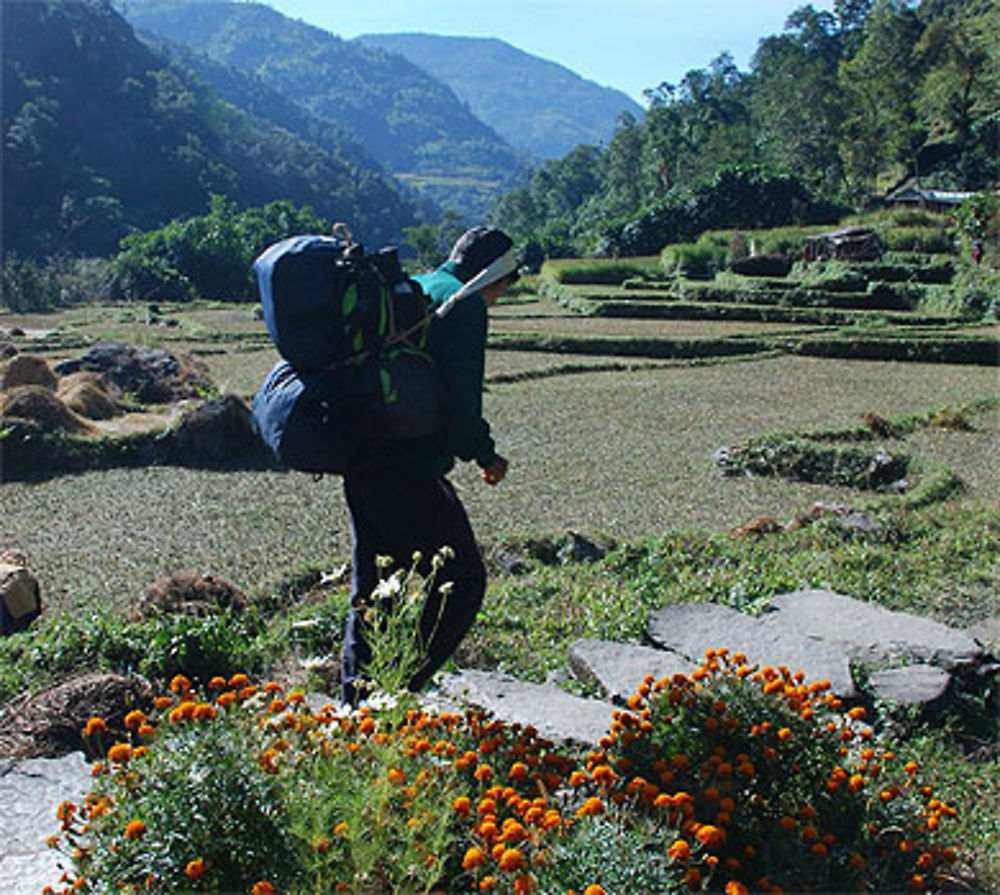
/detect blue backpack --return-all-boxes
[250,228,444,474]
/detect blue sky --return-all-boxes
[265,0,833,104]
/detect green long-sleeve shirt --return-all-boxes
[416,262,497,468]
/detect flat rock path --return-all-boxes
[3,590,995,891]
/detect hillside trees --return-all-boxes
[2,0,418,262]
[491,0,997,257]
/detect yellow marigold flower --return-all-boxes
[107,743,132,764]
[462,846,486,870]
[124,820,146,841]
[252,883,276,895]
[82,717,107,738]
[498,847,526,873]
[169,675,191,694]
[576,797,604,817]
[696,824,726,849]
[185,859,206,882]
[667,839,692,862]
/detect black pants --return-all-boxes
[340,464,485,704]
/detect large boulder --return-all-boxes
[53,341,212,404]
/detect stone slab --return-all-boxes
[646,602,856,697]
[437,669,615,746]
[764,590,983,671]
[568,639,696,702]
[868,665,952,707]
[0,751,91,894]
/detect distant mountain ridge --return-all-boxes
[122,0,526,219]
[356,33,645,160]
[2,0,416,259]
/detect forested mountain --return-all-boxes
[2,0,417,260]
[492,0,999,256]
[121,0,526,219]
[355,34,644,161]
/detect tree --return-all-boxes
[839,0,925,200]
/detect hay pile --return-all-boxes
[129,571,250,622]
[57,372,122,420]
[0,673,153,758]
[0,385,94,434]
[0,354,57,391]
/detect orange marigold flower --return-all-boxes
[810,842,829,857]
[83,717,108,738]
[683,867,702,888]
[252,883,276,895]
[668,839,692,862]
[778,816,797,834]
[153,696,173,710]
[169,675,191,694]
[509,761,529,780]
[904,761,919,776]
[124,820,146,840]
[207,676,227,690]
[137,723,156,738]
[777,727,792,742]
[216,691,237,708]
[576,797,605,817]
[498,847,526,873]
[479,877,498,891]
[193,703,217,722]
[696,824,726,849]
[123,710,146,730]
[185,859,206,882]
[585,886,606,895]
[452,796,471,817]
[725,882,749,895]
[670,754,690,771]
[107,743,132,764]
[462,846,486,870]
[333,822,348,836]
[228,673,250,688]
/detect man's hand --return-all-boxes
[482,455,508,486]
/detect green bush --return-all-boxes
[794,261,869,293]
[540,258,657,285]
[883,228,955,254]
[661,242,726,279]
[0,609,264,703]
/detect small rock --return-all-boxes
[558,531,605,564]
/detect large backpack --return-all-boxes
[250,227,445,474]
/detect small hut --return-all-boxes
[802,226,882,263]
